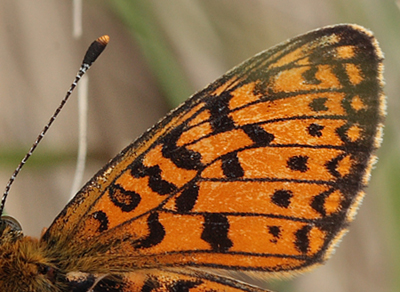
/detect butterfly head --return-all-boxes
[0,215,108,291]
[0,216,60,291]
[0,215,22,238]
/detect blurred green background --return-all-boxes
[0,1,398,291]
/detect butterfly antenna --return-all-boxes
[0,35,110,216]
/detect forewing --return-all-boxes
[42,24,385,274]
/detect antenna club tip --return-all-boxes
[97,35,110,46]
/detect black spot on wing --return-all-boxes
[147,166,177,195]
[162,127,203,171]
[201,213,233,252]
[91,211,109,233]
[242,124,275,146]
[268,226,281,239]
[221,152,244,178]
[207,91,235,133]
[311,190,331,217]
[175,183,199,213]
[309,97,328,112]
[308,123,324,137]
[134,212,165,249]
[295,225,311,254]
[311,188,344,218]
[271,190,293,208]
[325,154,350,178]
[130,160,148,178]
[130,163,177,196]
[302,66,321,85]
[268,226,281,244]
[287,155,309,172]
[109,184,141,212]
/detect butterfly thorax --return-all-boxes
[0,225,60,292]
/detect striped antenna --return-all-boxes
[0,35,110,216]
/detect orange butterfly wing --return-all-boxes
[42,24,384,290]
[113,269,268,292]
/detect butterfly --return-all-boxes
[0,24,385,292]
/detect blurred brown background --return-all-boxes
[0,1,398,291]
